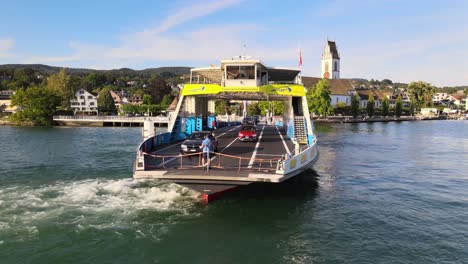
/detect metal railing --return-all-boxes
[143,151,281,174]
[53,115,170,122]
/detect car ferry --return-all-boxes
[133,56,318,202]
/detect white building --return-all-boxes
[0,90,17,113]
[302,77,355,106]
[433,93,448,102]
[448,95,465,107]
[420,108,438,117]
[70,88,98,114]
[321,40,340,79]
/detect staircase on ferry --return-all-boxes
[293,116,307,144]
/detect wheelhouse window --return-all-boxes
[226,65,255,79]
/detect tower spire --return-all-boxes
[321,38,340,79]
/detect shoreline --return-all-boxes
[313,116,432,123]
[1,116,464,128]
[314,115,467,123]
[0,119,14,126]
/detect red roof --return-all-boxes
[302,77,354,95]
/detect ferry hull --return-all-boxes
[172,149,319,202]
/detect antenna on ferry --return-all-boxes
[242,44,247,58]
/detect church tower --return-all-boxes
[321,40,340,79]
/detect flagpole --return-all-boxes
[298,48,303,84]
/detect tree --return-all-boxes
[351,93,360,118]
[407,81,435,110]
[47,69,74,109]
[10,85,61,126]
[81,73,98,90]
[97,87,116,113]
[160,94,173,108]
[142,94,152,105]
[334,102,349,115]
[122,104,139,114]
[215,100,229,115]
[146,76,172,103]
[307,79,333,117]
[247,102,260,116]
[12,69,32,89]
[257,101,284,116]
[258,101,269,116]
[272,101,284,115]
[409,100,415,116]
[395,95,403,117]
[381,96,389,117]
[1,80,9,90]
[381,79,393,85]
[367,94,375,117]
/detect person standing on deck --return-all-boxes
[209,133,216,152]
[212,119,217,130]
[200,134,212,167]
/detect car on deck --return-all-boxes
[242,117,255,125]
[238,125,258,142]
[252,115,260,125]
[180,131,218,154]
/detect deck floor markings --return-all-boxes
[275,125,291,155]
[247,125,265,168]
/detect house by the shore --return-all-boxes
[70,89,98,114]
[0,90,17,113]
[302,77,356,106]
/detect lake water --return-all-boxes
[0,121,467,263]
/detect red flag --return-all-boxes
[298,49,302,67]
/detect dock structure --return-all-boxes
[133,56,319,202]
[53,115,170,127]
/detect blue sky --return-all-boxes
[1,0,467,86]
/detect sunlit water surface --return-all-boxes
[0,121,467,263]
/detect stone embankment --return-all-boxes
[314,116,440,123]
[0,118,13,125]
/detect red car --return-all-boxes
[238,125,257,142]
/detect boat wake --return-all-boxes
[0,178,200,239]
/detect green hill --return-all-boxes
[0,64,191,76]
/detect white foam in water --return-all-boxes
[0,222,10,230]
[26,226,39,237]
[55,178,198,212]
[0,178,200,233]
